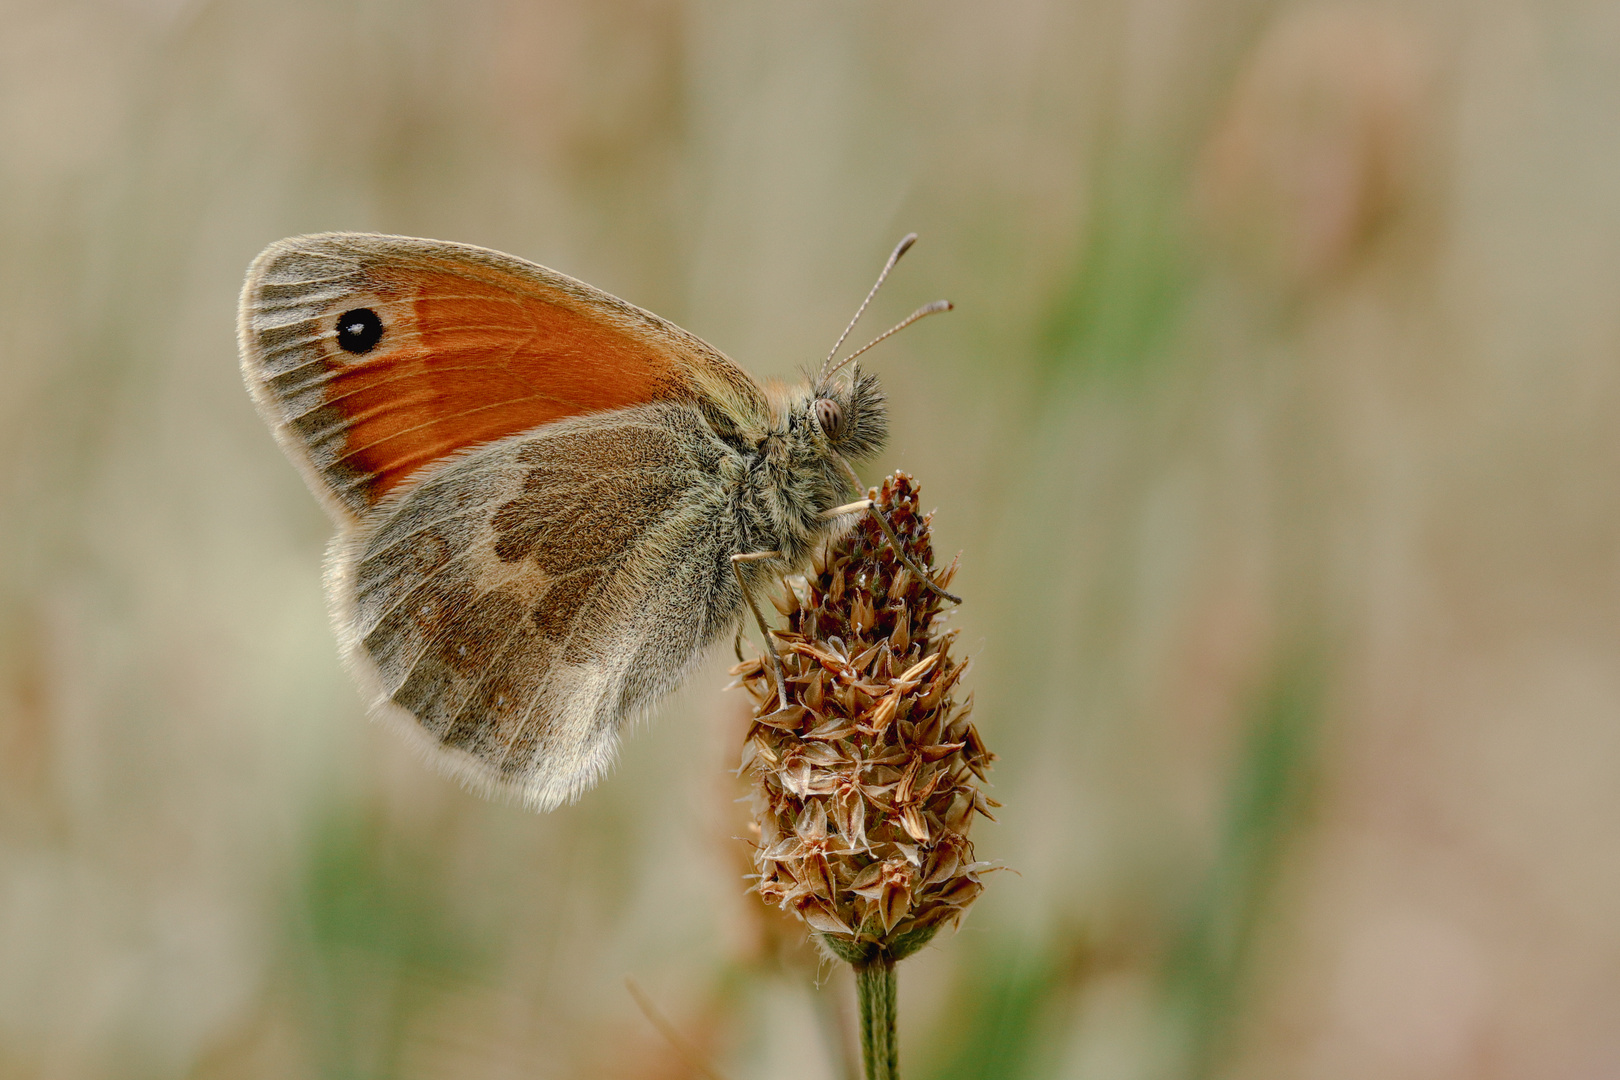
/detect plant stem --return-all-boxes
[855,958,899,1080]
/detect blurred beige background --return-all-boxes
[4,0,1620,1077]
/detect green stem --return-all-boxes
[855,958,899,1080]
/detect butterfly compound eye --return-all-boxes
[814,398,845,440]
[335,308,384,354]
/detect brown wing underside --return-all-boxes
[330,405,744,811]
[237,232,764,520]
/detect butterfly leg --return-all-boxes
[819,500,963,605]
[731,551,791,711]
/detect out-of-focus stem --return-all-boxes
[855,958,898,1080]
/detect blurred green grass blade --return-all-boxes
[290,806,494,1080]
[1165,653,1324,1078]
[918,936,1090,1080]
[1040,163,1194,385]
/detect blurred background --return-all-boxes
[4,0,1620,1077]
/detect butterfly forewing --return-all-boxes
[238,232,765,520]
[329,404,744,809]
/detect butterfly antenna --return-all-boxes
[823,300,953,380]
[819,233,918,381]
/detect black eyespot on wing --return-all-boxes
[335,307,384,354]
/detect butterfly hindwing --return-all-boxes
[329,403,746,809]
[238,232,767,522]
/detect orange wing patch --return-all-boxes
[324,262,678,500]
[239,234,762,521]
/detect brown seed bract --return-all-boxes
[735,473,998,963]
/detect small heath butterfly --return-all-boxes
[238,233,951,809]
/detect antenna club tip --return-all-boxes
[894,233,919,259]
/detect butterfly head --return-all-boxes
[809,365,887,461]
[754,367,888,565]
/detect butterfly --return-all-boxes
[237,232,953,810]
